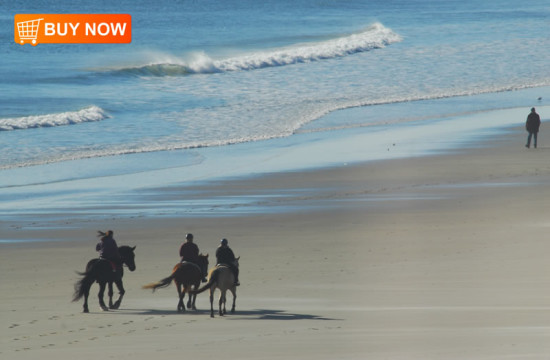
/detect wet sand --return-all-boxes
[1,123,550,359]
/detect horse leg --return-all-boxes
[230,288,237,314]
[219,290,226,316]
[186,286,192,309]
[108,282,114,309]
[111,279,125,310]
[98,281,109,311]
[189,282,198,310]
[82,286,90,313]
[209,289,215,318]
[191,291,197,310]
[176,283,185,312]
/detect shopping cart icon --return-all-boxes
[17,18,43,46]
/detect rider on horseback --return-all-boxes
[216,238,240,286]
[180,233,207,282]
[96,230,121,272]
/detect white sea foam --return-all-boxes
[214,23,401,72]
[0,106,109,131]
[109,23,402,76]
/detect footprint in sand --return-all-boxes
[9,324,19,329]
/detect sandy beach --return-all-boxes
[1,122,550,359]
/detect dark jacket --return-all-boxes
[96,235,120,261]
[526,112,541,133]
[179,242,199,263]
[216,245,236,265]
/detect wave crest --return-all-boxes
[0,106,109,131]
[110,23,402,76]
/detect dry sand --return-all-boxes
[1,126,550,359]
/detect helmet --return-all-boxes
[220,238,228,245]
[185,233,194,241]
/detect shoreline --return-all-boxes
[2,116,549,241]
[1,100,548,228]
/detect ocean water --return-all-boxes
[1,0,549,221]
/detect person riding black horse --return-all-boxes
[180,233,207,282]
[96,230,121,273]
[216,238,239,286]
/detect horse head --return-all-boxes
[198,253,209,278]
[119,246,137,271]
[233,256,240,268]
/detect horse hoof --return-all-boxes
[83,308,89,313]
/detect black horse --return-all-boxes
[73,245,136,313]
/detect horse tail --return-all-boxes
[142,273,176,292]
[191,268,219,294]
[72,269,95,302]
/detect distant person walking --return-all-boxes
[525,107,541,149]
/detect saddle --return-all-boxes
[216,263,230,268]
[99,257,119,272]
[181,261,201,270]
[216,263,239,286]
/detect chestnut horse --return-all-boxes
[192,257,239,317]
[73,245,136,313]
[143,254,209,312]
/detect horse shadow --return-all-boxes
[111,308,338,320]
[220,309,338,321]
[114,308,211,316]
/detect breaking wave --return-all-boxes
[108,23,402,76]
[0,106,109,131]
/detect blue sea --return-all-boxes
[1,0,549,222]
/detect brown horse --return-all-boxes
[143,254,209,312]
[192,257,239,317]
